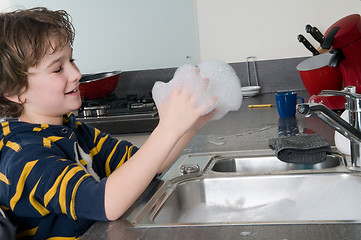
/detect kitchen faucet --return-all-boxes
[297,86,361,169]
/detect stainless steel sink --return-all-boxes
[210,154,342,173]
[130,172,361,227]
[126,150,359,228]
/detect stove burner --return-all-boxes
[129,102,155,109]
[78,94,156,118]
[76,94,159,134]
[83,105,108,117]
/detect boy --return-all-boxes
[0,7,216,239]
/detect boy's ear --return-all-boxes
[4,93,25,104]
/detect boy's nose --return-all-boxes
[73,70,82,82]
[70,64,82,82]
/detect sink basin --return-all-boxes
[130,172,361,227]
[210,154,342,173]
[127,150,357,228]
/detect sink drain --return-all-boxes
[180,164,200,174]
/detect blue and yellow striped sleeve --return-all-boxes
[77,123,139,178]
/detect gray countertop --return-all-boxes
[82,92,358,240]
[183,91,336,154]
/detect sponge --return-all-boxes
[152,60,242,121]
[269,133,331,164]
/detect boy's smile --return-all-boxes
[65,87,80,95]
[17,42,82,125]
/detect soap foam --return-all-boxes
[152,60,242,121]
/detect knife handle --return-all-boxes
[297,34,319,55]
[310,27,325,44]
[305,24,313,33]
[305,24,325,44]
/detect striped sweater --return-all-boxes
[0,113,138,239]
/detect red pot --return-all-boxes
[79,71,121,100]
[296,53,343,96]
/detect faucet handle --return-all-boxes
[320,86,361,111]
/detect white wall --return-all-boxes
[0,1,10,11]
[3,1,361,73]
[195,0,361,63]
[3,0,198,73]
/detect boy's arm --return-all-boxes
[104,123,180,220]
[104,86,216,221]
[157,112,214,173]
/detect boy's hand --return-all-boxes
[157,79,217,137]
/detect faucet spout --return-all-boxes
[298,100,361,168]
[298,103,361,143]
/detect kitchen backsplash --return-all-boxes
[114,56,308,98]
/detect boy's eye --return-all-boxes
[53,59,75,73]
[54,67,62,73]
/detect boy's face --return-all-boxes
[19,42,82,125]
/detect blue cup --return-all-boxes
[275,91,304,118]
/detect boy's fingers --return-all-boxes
[199,96,218,116]
[202,78,210,91]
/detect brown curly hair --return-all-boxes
[0,7,75,118]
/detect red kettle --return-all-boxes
[322,14,361,93]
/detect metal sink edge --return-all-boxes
[124,149,358,228]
